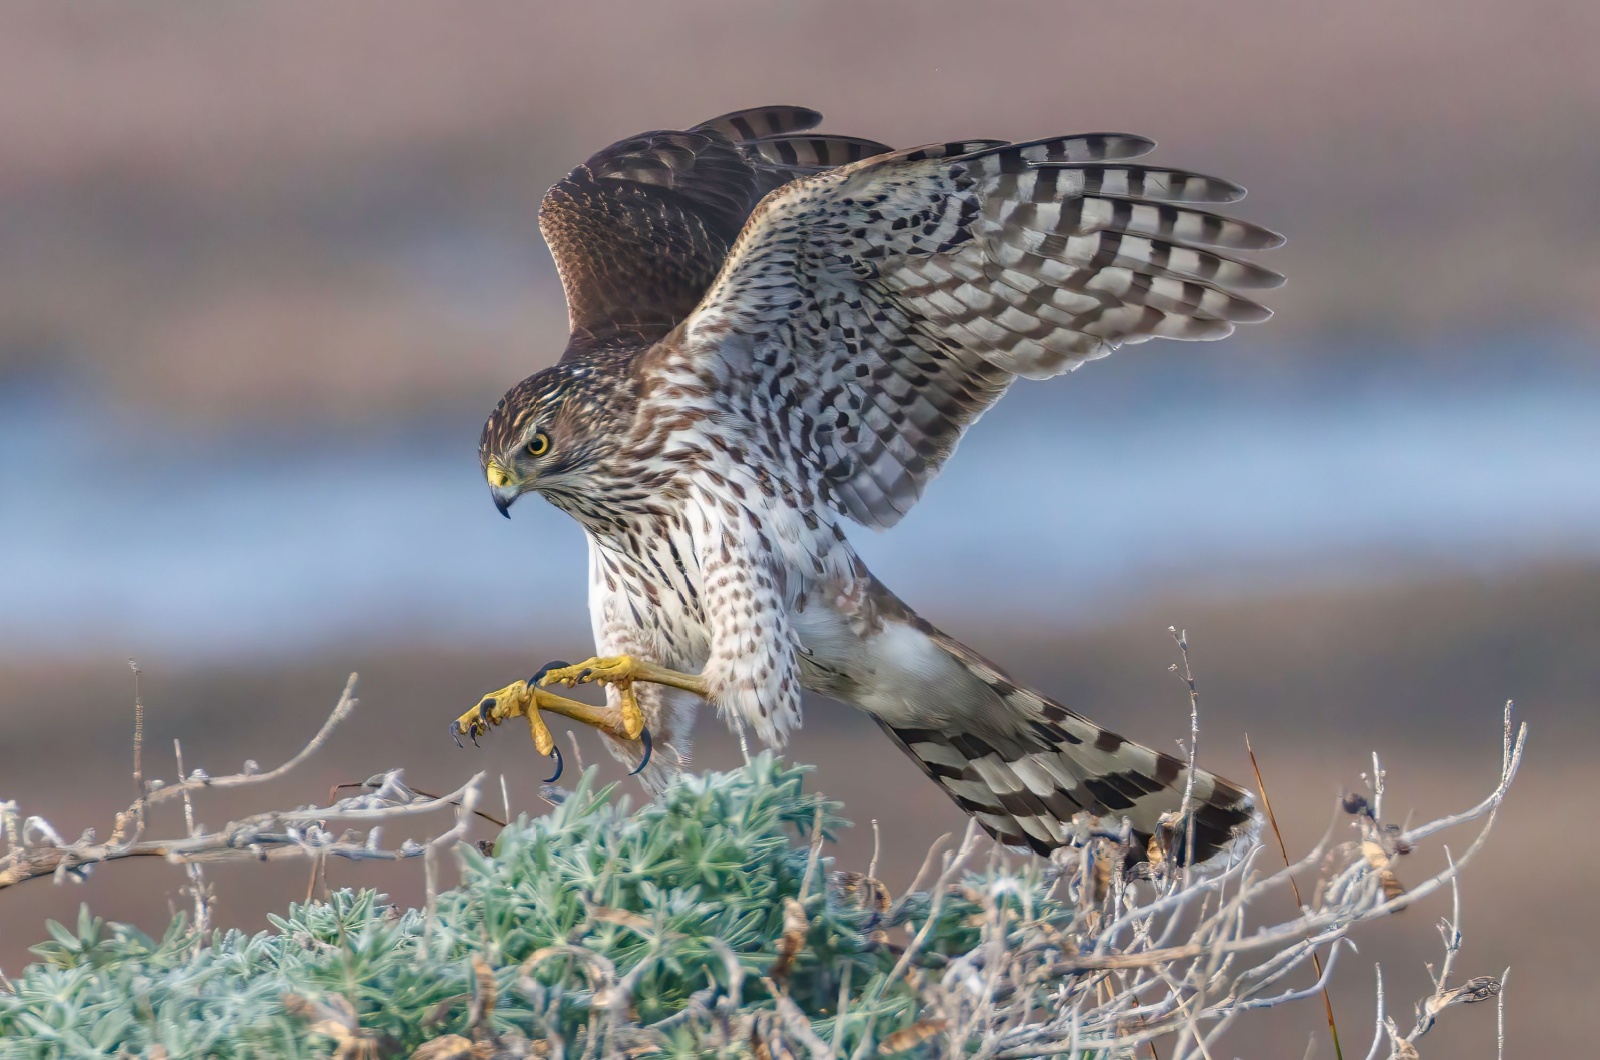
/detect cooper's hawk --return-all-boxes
[453,106,1281,865]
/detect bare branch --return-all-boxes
[935,706,1522,1059]
[0,675,481,891]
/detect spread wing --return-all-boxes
[672,135,1285,529]
[538,106,891,349]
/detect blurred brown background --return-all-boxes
[1,2,1597,1056]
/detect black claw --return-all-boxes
[450,720,464,749]
[576,667,594,682]
[469,699,496,747]
[530,660,572,685]
[628,726,654,776]
[543,741,565,784]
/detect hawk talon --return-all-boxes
[538,657,630,690]
[466,697,499,746]
[538,655,707,700]
[453,660,667,765]
[529,660,572,685]
[544,742,564,784]
[450,720,465,749]
[627,726,654,777]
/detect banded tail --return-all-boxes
[869,599,1259,868]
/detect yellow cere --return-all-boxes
[485,461,512,489]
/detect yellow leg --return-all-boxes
[453,657,682,779]
[538,655,710,743]
[540,655,709,701]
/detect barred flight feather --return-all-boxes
[683,126,1284,526]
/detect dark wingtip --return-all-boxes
[693,105,825,142]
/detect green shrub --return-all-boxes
[0,757,1011,1058]
[0,729,1522,1060]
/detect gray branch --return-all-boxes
[0,675,484,890]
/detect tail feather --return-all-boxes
[880,706,1257,867]
[871,612,1259,868]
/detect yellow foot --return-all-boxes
[451,679,555,755]
[538,654,709,745]
[538,656,646,740]
[452,661,667,779]
[540,655,642,688]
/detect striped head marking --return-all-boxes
[477,360,624,517]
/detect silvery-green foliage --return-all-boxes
[0,757,997,1058]
[0,726,1521,1060]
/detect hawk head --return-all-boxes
[478,357,628,517]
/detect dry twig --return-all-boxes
[0,674,484,891]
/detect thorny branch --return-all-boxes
[0,674,485,892]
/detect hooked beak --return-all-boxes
[486,461,518,518]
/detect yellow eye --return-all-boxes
[526,432,550,457]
